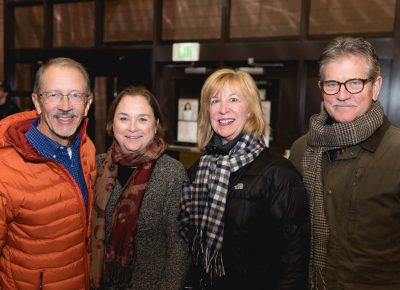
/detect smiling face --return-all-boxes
[113,95,157,154]
[322,54,382,123]
[209,83,250,144]
[32,65,92,146]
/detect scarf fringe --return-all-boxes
[309,265,327,290]
[103,260,134,288]
[191,229,226,284]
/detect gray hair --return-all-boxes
[319,37,380,81]
[33,57,91,94]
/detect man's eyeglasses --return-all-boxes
[39,91,88,104]
[319,78,372,95]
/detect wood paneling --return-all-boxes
[53,2,95,48]
[162,0,222,40]
[4,0,400,152]
[14,5,44,48]
[94,76,107,154]
[309,0,396,36]
[104,0,154,42]
[230,0,301,39]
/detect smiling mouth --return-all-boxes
[218,119,234,124]
[333,105,357,108]
[56,116,75,123]
[126,136,141,139]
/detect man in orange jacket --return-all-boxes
[0,57,96,289]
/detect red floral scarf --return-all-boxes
[91,138,167,288]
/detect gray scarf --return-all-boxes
[302,101,384,289]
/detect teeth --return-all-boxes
[219,119,233,124]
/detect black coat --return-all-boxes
[187,147,309,290]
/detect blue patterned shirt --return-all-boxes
[25,117,88,208]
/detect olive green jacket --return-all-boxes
[290,117,400,290]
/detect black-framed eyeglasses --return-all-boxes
[319,78,372,95]
[39,91,88,104]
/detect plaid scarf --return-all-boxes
[179,132,266,282]
[302,101,384,289]
[91,138,167,288]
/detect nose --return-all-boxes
[58,95,73,110]
[219,99,229,114]
[336,84,351,101]
[128,120,137,131]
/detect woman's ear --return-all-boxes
[155,119,159,134]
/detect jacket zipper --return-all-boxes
[50,162,91,288]
[39,272,43,289]
[348,167,362,234]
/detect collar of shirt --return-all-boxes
[25,117,80,160]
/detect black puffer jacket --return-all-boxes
[187,144,309,290]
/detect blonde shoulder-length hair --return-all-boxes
[197,68,266,150]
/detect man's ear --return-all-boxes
[84,95,93,117]
[372,76,382,102]
[32,93,42,114]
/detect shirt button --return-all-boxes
[327,189,333,195]
[52,155,56,158]
[60,146,64,149]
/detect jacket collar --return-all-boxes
[0,110,89,160]
[359,116,390,153]
[205,133,243,156]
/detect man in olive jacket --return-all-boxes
[290,36,400,290]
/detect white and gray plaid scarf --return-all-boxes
[179,132,266,281]
[302,101,384,289]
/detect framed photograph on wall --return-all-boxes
[177,98,199,143]
[178,98,198,121]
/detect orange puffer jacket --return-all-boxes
[0,111,96,290]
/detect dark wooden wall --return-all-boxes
[4,0,400,153]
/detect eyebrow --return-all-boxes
[211,92,238,98]
[117,112,152,117]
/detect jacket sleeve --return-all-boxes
[271,164,309,290]
[0,190,13,254]
[162,162,190,290]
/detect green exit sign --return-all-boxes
[172,42,200,62]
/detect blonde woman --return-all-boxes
[179,69,309,289]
